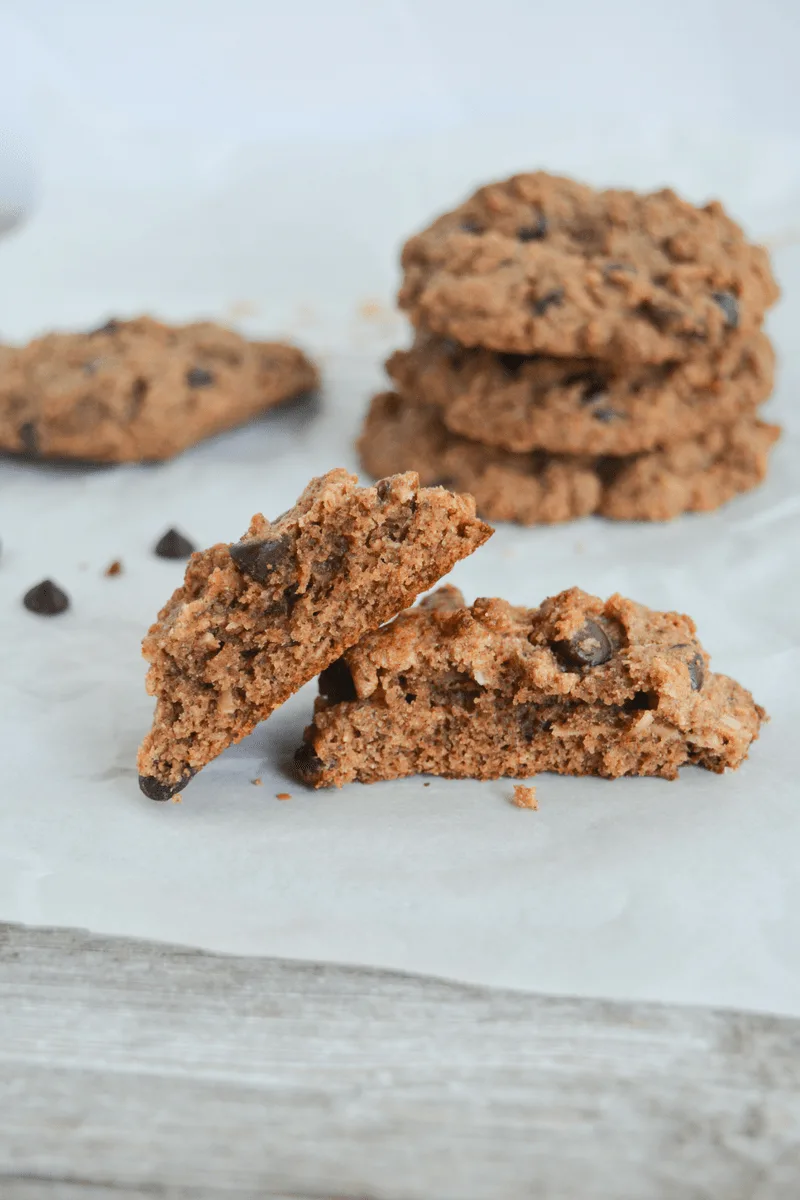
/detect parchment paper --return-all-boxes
[1,121,799,1016]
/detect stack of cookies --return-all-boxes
[359,172,781,523]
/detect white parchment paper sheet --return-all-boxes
[1,122,799,1015]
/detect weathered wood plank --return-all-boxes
[2,922,800,1199]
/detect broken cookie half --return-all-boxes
[137,469,492,799]
[295,585,766,787]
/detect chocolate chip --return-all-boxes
[565,371,606,405]
[294,742,325,784]
[517,213,548,242]
[18,421,39,455]
[93,319,120,335]
[154,528,196,559]
[138,769,196,801]
[460,218,485,234]
[318,657,358,704]
[552,619,614,670]
[532,289,564,316]
[186,367,215,388]
[230,535,294,583]
[376,478,393,502]
[497,353,528,378]
[688,652,705,691]
[23,579,70,616]
[712,291,739,329]
[592,407,620,423]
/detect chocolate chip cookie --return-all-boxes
[358,392,780,524]
[399,172,778,362]
[295,585,766,787]
[138,469,492,799]
[0,316,319,462]
[387,330,774,456]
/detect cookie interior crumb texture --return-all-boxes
[137,469,492,800]
[295,585,766,788]
[512,785,538,809]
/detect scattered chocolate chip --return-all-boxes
[517,213,548,242]
[104,559,123,577]
[93,319,120,335]
[186,366,215,388]
[532,289,564,316]
[154,528,196,560]
[552,619,614,670]
[18,421,39,455]
[688,652,705,691]
[23,579,70,616]
[230,535,294,583]
[294,742,325,784]
[712,291,739,329]
[460,218,485,234]
[497,353,528,378]
[376,478,393,502]
[319,657,358,704]
[139,769,196,801]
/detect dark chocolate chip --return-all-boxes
[460,218,485,235]
[552,619,614,670]
[564,371,607,405]
[138,769,196,802]
[294,742,325,784]
[154,528,196,559]
[497,353,528,378]
[711,291,739,329]
[532,289,564,316]
[186,367,215,388]
[18,421,39,455]
[688,652,705,691]
[23,579,70,616]
[517,213,548,242]
[230,534,293,583]
[93,319,120,335]
[592,407,621,423]
[376,478,393,502]
[319,657,358,704]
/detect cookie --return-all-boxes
[387,330,775,456]
[357,392,780,524]
[137,469,492,799]
[399,172,778,362]
[295,585,766,787]
[0,316,319,462]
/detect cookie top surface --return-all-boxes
[0,315,318,462]
[358,392,780,525]
[387,330,774,456]
[399,172,779,362]
[137,468,492,798]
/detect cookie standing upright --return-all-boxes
[0,316,319,462]
[138,469,492,799]
[296,586,766,787]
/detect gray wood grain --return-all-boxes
[2,922,800,1200]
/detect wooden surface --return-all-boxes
[2,923,800,1199]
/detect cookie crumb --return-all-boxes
[276,792,291,801]
[251,777,263,786]
[171,794,182,804]
[105,559,123,577]
[359,298,384,320]
[423,782,430,787]
[512,785,538,810]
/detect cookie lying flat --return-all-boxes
[358,392,780,524]
[138,470,492,799]
[399,172,778,362]
[387,330,774,456]
[0,316,318,462]
[295,586,766,787]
